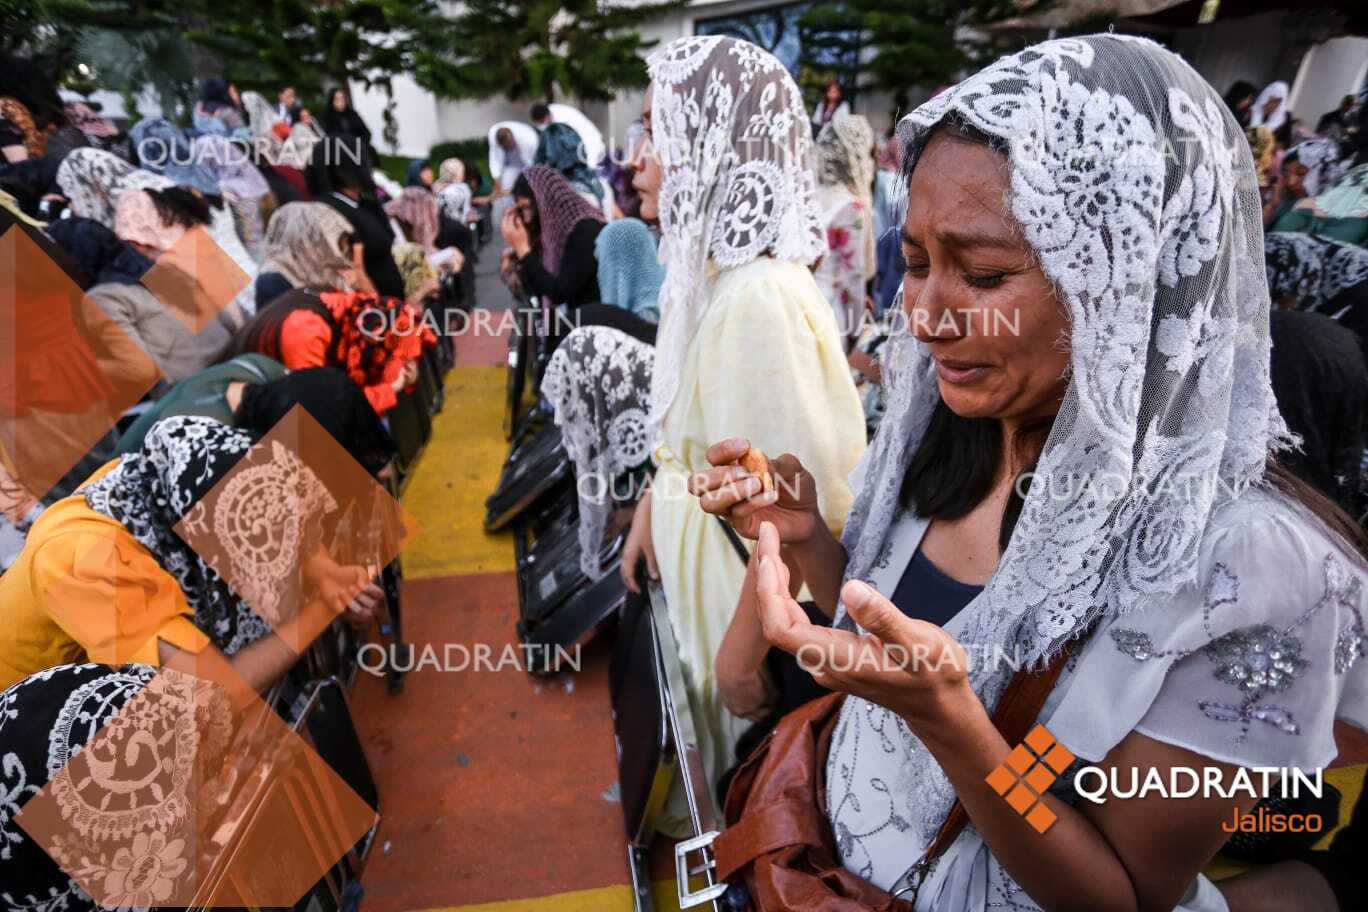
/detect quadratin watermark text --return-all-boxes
[358,642,582,676]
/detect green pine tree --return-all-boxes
[417,0,685,103]
[3,0,184,69]
[183,0,442,100]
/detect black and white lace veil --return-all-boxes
[644,36,827,433]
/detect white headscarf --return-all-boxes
[645,35,826,431]
[1250,80,1289,131]
[56,147,173,228]
[1286,136,1347,197]
[815,112,878,280]
[831,34,1300,892]
[240,90,279,137]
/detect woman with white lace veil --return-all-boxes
[618,35,865,825]
[813,113,878,343]
[694,35,1368,911]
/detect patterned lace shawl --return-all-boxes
[520,163,605,274]
[542,326,655,578]
[80,416,264,655]
[260,201,354,290]
[57,147,173,229]
[645,36,826,433]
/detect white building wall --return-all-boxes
[1289,36,1368,128]
[352,3,1366,166]
[352,0,891,166]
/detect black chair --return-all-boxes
[187,677,379,911]
[610,584,728,911]
[484,421,571,531]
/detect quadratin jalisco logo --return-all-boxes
[987,725,1330,837]
[985,725,1076,833]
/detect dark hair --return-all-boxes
[1266,460,1368,560]
[1223,80,1257,109]
[901,403,1368,561]
[530,103,550,122]
[899,401,1052,551]
[330,87,349,106]
[0,54,67,129]
[145,186,212,229]
[1273,119,1294,148]
[223,288,336,363]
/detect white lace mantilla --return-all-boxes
[820,35,1352,907]
[645,36,826,434]
[542,326,655,577]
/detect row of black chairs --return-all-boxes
[485,297,729,910]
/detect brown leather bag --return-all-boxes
[714,649,1074,911]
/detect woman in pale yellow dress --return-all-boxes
[620,35,866,820]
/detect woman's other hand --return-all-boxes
[501,208,531,258]
[304,552,370,615]
[391,358,419,393]
[690,437,820,542]
[753,521,970,725]
[343,582,384,629]
[620,487,658,594]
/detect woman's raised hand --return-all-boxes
[690,437,819,542]
[500,207,531,257]
[752,521,971,724]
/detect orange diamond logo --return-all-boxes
[984,724,1069,834]
[139,224,250,334]
[172,404,415,646]
[1,224,160,519]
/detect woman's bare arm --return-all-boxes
[752,529,1253,912]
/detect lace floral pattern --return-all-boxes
[80,416,268,655]
[645,36,825,432]
[1,664,234,912]
[56,148,174,230]
[824,35,1312,902]
[543,326,655,578]
[1263,231,1368,312]
[260,202,354,291]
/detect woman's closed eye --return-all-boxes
[964,271,1006,289]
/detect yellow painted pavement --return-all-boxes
[399,366,517,579]
[410,881,684,912]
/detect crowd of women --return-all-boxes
[496,34,1368,912]
[4,29,1368,912]
[0,62,473,906]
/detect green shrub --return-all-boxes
[380,138,494,193]
[426,137,491,186]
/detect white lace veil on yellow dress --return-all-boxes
[644,35,866,831]
[823,35,1368,910]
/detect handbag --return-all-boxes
[713,640,1075,911]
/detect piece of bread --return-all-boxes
[739,447,774,494]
